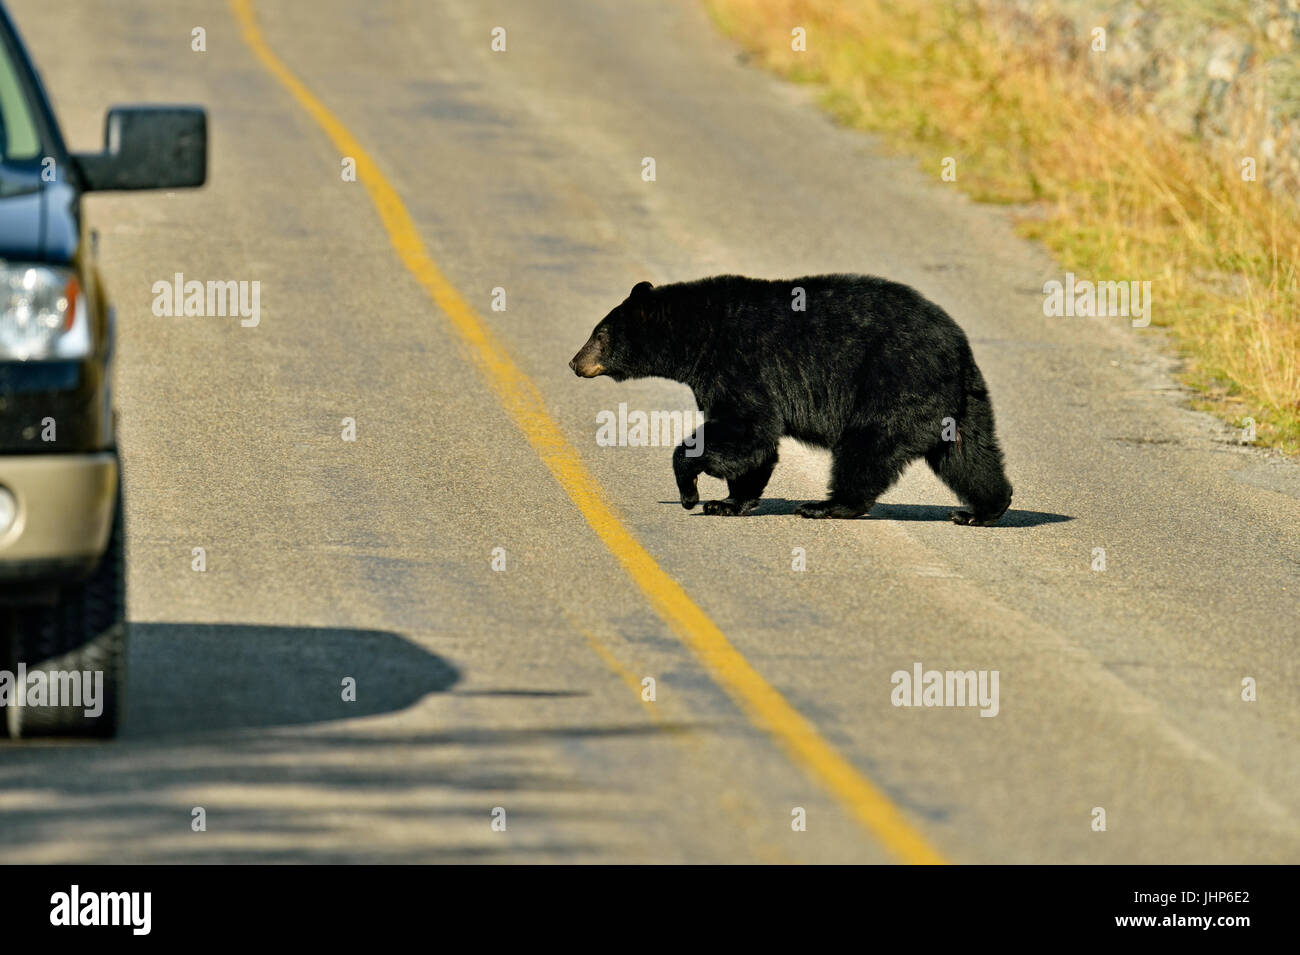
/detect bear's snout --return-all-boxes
[569,339,605,378]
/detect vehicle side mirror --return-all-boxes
[73,106,207,192]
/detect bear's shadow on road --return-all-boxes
[666,499,1071,526]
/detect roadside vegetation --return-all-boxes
[707,0,1300,453]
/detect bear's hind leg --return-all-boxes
[798,427,913,519]
[925,405,1012,526]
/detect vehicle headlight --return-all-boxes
[0,264,89,360]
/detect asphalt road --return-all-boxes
[1,0,1297,863]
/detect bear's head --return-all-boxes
[569,281,656,382]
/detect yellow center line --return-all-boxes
[569,613,798,864]
[229,0,946,865]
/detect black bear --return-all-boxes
[569,275,1012,525]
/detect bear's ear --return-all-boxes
[630,281,654,300]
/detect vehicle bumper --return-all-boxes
[0,452,117,582]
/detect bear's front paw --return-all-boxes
[797,500,870,519]
[797,501,834,519]
[678,475,699,509]
[950,509,1001,526]
[703,498,757,517]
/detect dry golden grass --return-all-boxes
[708,0,1300,453]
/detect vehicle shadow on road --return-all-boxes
[669,499,1072,526]
[0,623,676,861]
[122,623,459,737]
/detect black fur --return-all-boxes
[569,275,1013,524]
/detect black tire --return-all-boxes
[3,487,126,739]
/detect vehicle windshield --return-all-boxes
[0,26,41,164]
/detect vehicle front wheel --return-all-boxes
[2,489,126,739]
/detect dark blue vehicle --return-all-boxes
[0,4,205,736]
